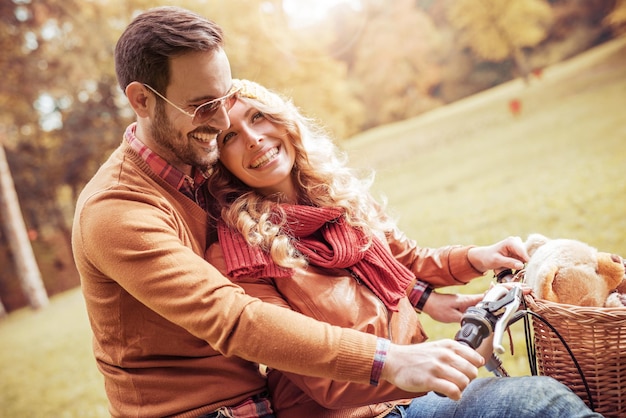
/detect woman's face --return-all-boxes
[217,99,297,201]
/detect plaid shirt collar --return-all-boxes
[124,123,209,208]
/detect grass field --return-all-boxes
[344,35,626,379]
[0,289,108,417]
[1,36,625,417]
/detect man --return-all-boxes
[72,6,601,417]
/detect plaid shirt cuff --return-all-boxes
[409,280,433,312]
[202,392,272,418]
[370,337,390,386]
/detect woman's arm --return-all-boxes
[385,228,483,287]
[387,229,527,323]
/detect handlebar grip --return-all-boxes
[435,308,494,397]
[454,307,493,349]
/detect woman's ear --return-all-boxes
[125,81,151,118]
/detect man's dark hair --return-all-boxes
[114,6,223,94]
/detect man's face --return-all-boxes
[149,49,232,174]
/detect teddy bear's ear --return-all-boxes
[597,253,626,290]
[543,265,561,303]
[525,233,550,257]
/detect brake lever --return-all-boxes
[480,284,523,354]
[435,283,523,396]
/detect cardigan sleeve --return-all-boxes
[75,187,377,384]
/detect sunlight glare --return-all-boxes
[282,0,362,28]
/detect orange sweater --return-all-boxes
[72,141,377,417]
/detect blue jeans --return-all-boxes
[387,376,603,418]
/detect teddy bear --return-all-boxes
[523,233,626,307]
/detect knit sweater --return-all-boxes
[71,140,377,418]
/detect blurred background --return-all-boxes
[1,0,625,416]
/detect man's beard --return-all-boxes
[150,102,219,172]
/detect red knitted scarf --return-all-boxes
[217,205,415,311]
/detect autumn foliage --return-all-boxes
[0,0,622,311]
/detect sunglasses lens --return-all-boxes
[193,101,221,125]
[224,95,237,111]
[191,89,239,125]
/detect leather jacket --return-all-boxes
[206,227,481,417]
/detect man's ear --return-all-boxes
[125,81,151,118]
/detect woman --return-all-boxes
[205,79,528,417]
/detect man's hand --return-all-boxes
[380,340,484,400]
[422,292,483,323]
[468,236,529,273]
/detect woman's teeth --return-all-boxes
[251,147,279,168]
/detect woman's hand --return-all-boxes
[467,236,529,274]
[422,292,484,323]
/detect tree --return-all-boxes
[446,0,554,80]
[0,0,618,309]
[605,0,626,35]
[0,141,48,309]
[0,0,126,308]
[348,0,446,129]
[206,0,365,138]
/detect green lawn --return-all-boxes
[2,36,625,417]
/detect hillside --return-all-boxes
[342,35,626,376]
[343,36,626,253]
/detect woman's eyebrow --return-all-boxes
[243,107,256,118]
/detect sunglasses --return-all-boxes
[143,83,240,126]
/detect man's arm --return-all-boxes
[75,189,485,395]
[75,189,377,383]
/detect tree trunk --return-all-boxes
[0,142,48,309]
[512,46,531,83]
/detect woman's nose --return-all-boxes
[246,133,262,148]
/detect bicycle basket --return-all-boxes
[525,295,626,418]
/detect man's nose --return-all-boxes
[207,106,231,131]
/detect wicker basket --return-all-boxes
[525,296,626,417]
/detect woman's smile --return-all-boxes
[218,99,297,200]
[250,146,280,169]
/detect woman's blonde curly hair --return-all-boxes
[207,79,397,268]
